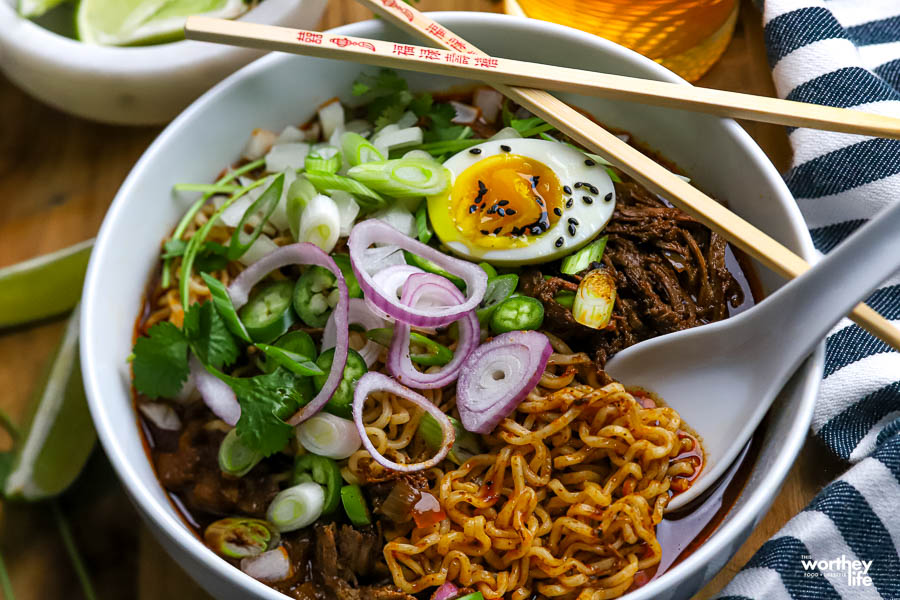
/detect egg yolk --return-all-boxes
[450,154,563,249]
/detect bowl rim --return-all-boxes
[0,0,306,68]
[81,11,822,600]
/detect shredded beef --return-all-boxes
[521,181,747,368]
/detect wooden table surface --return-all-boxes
[0,1,846,598]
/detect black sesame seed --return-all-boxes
[493,226,502,235]
[604,192,613,202]
[480,230,489,235]
[497,208,506,217]
[478,180,487,191]
[584,159,596,166]
[555,237,564,248]
[531,226,542,235]
[583,196,593,205]
[506,209,516,215]
[568,224,577,236]
[469,205,477,213]
[469,148,482,155]
[498,200,509,206]
[563,185,572,194]
[589,185,599,194]
[553,207,562,216]
[566,198,574,208]
[568,217,579,225]
[574,182,583,189]
[487,205,496,214]
[480,202,486,209]
[500,144,511,152]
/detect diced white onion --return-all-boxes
[298,194,340,253]
[370,204,416,238]
[275,125,305,145]
[344,119,373,137]
[396,110,418,129]
[238,234,279,266]
[242,128,277,160]
[488,126,522,141]
[265,143,310,173]
[473,87,503,122]
[331,190,360,237]
[138,402,181,430]
[296,412,362,459]
[318,100,345,141]
[310,143,340,159]
[266,482,325,532]
[240,547,292,582]
[450,101,479,124]
[372,126,423,155]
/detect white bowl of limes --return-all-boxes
[0,0,328,125]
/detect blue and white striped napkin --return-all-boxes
[716,1,900,599]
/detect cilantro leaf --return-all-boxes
[132,321,189,399]
[162,239,228,273]
[352,69,408,99]
[217,368,303,456]
[422,102,470,142]
[183,301,240,370]
[408,93,433,118]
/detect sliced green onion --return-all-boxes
[554,290,575,309]
[298,193,340,253]
[573,268,616,330]
[218,428,263,477]
[200,273,252,343]
[296,412,361,460]
[204,517,279,559]
[266,482,325,532]
[415,202,433,244]
[164,158,264,288]
[347,158,451,198]
[478,262,497,279]
[456,594,486,600]
[340,484,371,526]
[179,179,266,307]
[227,173,285,261]
[419,413,480,466]
[304,170,385,212]
[254,343,323,377]
[286,176,318,240]
[560,236,608,275]
[366,327,453,366]
[341,131,384,166]
[305,150,342,174]
[402,250,465,289]
[173,183,242,194]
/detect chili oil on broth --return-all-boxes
[130,86,765,599]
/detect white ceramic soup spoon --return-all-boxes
[605,198,900,513]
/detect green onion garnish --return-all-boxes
[560,236,608,276]
[347,157,451,198]
[266,482,326,532]
[304,170,385,212]
[218,428,263,477]
[305,150,342,174]
[341,131,384,166]
[226,173,284,261]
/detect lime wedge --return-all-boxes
[76,0,249,46]
[0,239,93,330]
[18,0,69,18]
[4,310,96,501]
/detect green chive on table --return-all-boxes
[0,1,842,598]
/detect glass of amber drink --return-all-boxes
[510,0,739,82]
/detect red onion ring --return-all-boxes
[352,372,455,472]
[348,220,487,327]
[432,582,460,600]
[387,274,478,389]
[227,243,349,425]
[364,264,424,322]
[456,331,552,434]
[190,355,240,426]
[322,298,386,368]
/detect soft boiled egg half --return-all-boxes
[427,139,615,266]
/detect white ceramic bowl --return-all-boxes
[81,12,823,600]
[0,0,326,125]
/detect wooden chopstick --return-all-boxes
[185,17,900,140]
[183,11,900,351]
